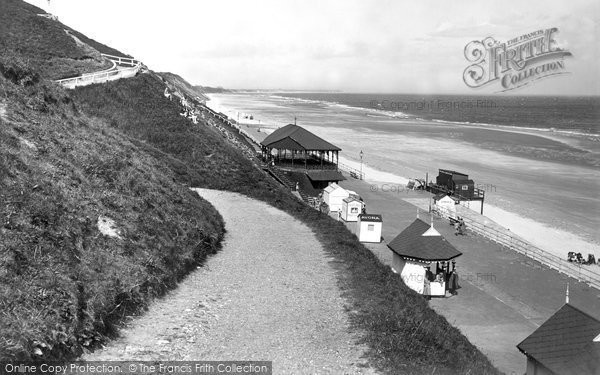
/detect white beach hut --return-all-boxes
[433,194,458,220]
[357,214,383,243]
[322,183,349,212]
[341,196,364,222]
[388,219,462,297]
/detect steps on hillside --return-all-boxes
[264,167,322,206]
[265,167,294,190]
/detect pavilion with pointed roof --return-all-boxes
[388,218,462,262]
[388,218,462,297]
[261,124,345,189]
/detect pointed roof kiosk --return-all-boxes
[388,218,462,297]
[261,124,345,190]
[517,303,600,375]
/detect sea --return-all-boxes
[206,93,600,260]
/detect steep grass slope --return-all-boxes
[0,0,119,80]
[73,74,278,196]
[0,12,224,362]
[158,72,208,101]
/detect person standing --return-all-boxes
[449,270,460,295]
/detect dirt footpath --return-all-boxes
[84,189,376,374]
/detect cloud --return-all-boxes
[24,0,600,94]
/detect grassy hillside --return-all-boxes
[158,72,208,101]
[0,0,117,80]
[72,74,278,195]
[0,43,224,362]
[73,74,500,374]
[193,85,231,94]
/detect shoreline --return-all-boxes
[211,93,600,169]
[205,94,600,261]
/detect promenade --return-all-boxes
[338,177,600,375]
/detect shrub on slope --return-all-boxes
[0,64,224,360]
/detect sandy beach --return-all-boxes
[206,93,600,262]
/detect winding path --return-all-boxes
[84,189,376,374]
[56,54,142,89]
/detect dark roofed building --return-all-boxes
[517,303,600,375]
[387,219,462,297]
[262,124,341,152]
[261,124,344,190]
[306,170,345,189]
[388,219,462,262]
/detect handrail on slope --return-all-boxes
[55,54,142,89]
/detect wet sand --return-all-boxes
[207,93,600,263]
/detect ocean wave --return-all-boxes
[427,118,598,138]
[270,94,414,119]
[361,106,411,119]
[268,94,330,106]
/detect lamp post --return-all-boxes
[359,150,364,180]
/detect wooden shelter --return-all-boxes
[388,219,462,297]
[261,124,341,168]
[261,124,345,189]
[427,169,486,214]
[436,169,474,197]
[517,304,600,375]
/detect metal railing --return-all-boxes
[338,162,364,180]
[433,206,600,290]
[100,53,138,67]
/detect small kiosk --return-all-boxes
[322,183,349,212]
[388,219,462,297]
[357,214,383,243]
[433,194,458,220]
[341,196,364,222]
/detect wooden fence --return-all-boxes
[433,205,600,290]
[338,162,364,180]
[55,54,142,89]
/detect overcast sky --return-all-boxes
[26,0,600,94]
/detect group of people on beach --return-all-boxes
[567,252,597,265]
